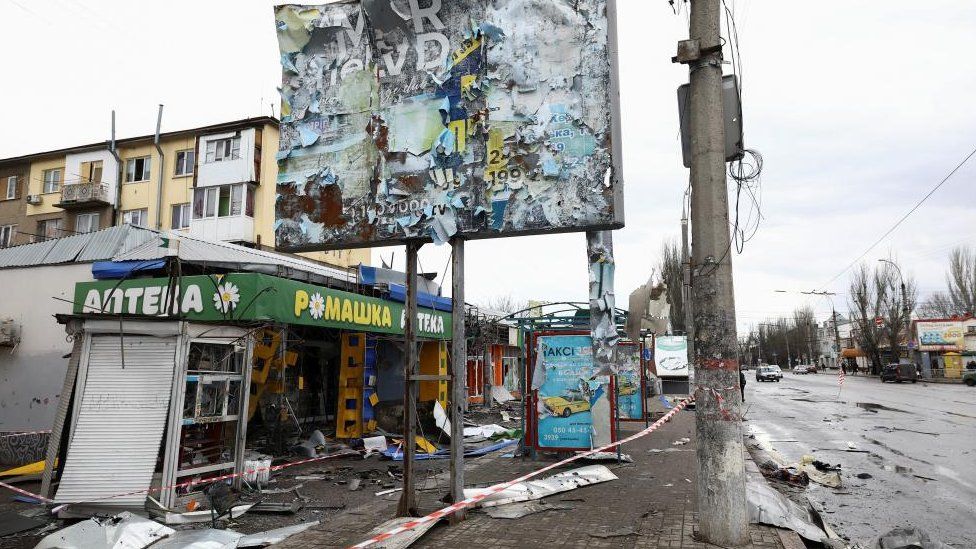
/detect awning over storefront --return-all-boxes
[72,272,452,339]
[841,348,866,358]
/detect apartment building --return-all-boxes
[0,117,368,268]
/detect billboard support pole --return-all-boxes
[685,0,749,544]
[397,241,421,518]
[585,230,617,448]
[449,237,466,523]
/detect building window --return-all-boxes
[80,160,103,183]
[75,212,100,233]
[125,156,152,182]
[122,209,149,227]
[43,169,62,193]
[205,137,241,163]
[36,218,62,241]
[4,176,15,200]
[175,149,195,176]
[171,203,191,229]
[192,184,250,219]
[0,225,15,247]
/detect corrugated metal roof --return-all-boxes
[0,225,158,269]
[114,231,357,285]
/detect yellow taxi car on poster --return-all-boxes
[543,396,591,417]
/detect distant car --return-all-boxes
[756,365,783,382]
[543,396,591,417]
[880,363,917,383]
[792,364,813,375]
[963,370,976,387]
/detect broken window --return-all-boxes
[125,156,151,183]
[174,149,195,176]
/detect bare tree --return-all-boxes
[917,292,956,318]
[479,295,530,316]
[946,246,976,315]
[658,239,684,332]
[877,259,917,362]
[848,263,888,374]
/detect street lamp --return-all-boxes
[878,259,910,364]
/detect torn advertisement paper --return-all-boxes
[463,464,617,508]
[273,1,624,251]
[433,400,451,437]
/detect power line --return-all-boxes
[816,144,976,291]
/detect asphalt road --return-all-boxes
[743,371,975,548]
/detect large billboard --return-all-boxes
[274,1,623,250]
[916,320,964,351]
[654,335,689,378]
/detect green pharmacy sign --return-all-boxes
[74,273,451,339]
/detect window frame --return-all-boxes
[42,168,62,194]
[174,149,195,177]
[0,224,15,247]
[75,212,101,233]
[36,218,62,240]
[171,203,191,230]
[124,156,152,183]
[4,176,15,200]
[205,137,241,163]
[122,208,149,227]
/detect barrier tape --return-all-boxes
[347,398,691,549]
[0,449,360,509]
[0,480,54,503]
[0,430,52,439]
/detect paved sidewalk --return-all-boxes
[280,406,795,549]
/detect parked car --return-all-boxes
[792,364,813,375]
[963,370,976,387]
[880,363,917,383]
[756,365,783,382]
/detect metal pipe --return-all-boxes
[153,105,165,230]
[109,111,123,226]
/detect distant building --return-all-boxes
[0,117,369,268]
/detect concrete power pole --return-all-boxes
[684,0,749,545]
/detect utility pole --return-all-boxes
[397,242,420,517]
[832,308,842,366]
[681,0,749,544]
[449,238,466,523]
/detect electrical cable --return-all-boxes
[817,144,976,291]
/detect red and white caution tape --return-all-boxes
[0,449,360,508]
[347,398,691,549]
[0,430,51,439]
[0,480,53,503]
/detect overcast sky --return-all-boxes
[1,0,974,330]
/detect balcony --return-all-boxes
[55,180,112,209]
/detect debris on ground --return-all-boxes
[251,501,304,514]
[746,478,827,543]
[465,465,618,508]
[361,517,437,548]
[577,451,633,463]
[491,385,516,404]
[758,460,810,487]
[798,455,842,488]
[484,501,575,519]
[671,437,691,446]
[872,526,953,549]
[237,521,320,547]
[856,472,873,479]
[588,526,638,538]
[34,511,174,549]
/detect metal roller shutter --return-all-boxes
[54,334,178,507]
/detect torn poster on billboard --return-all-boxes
[274,0,623,250]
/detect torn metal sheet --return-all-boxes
[490,384,515,404]
[484,501,575,519]
[577,451,632,463]
[746,478,827,543]
[360,517,438,549]
[274,1,623,250]
[433,400,451,437]
[34,511,175,549]
[237,521,320,547]
[148,501,255,525]
[464,464,617,508]
[150,529,243,549]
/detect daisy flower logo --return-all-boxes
[308,292,325,319]
[213,282,240,313]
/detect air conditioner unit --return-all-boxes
[0,318,20,347]
[26,194,42,205]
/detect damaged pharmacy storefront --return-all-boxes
[44,272,451,518]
